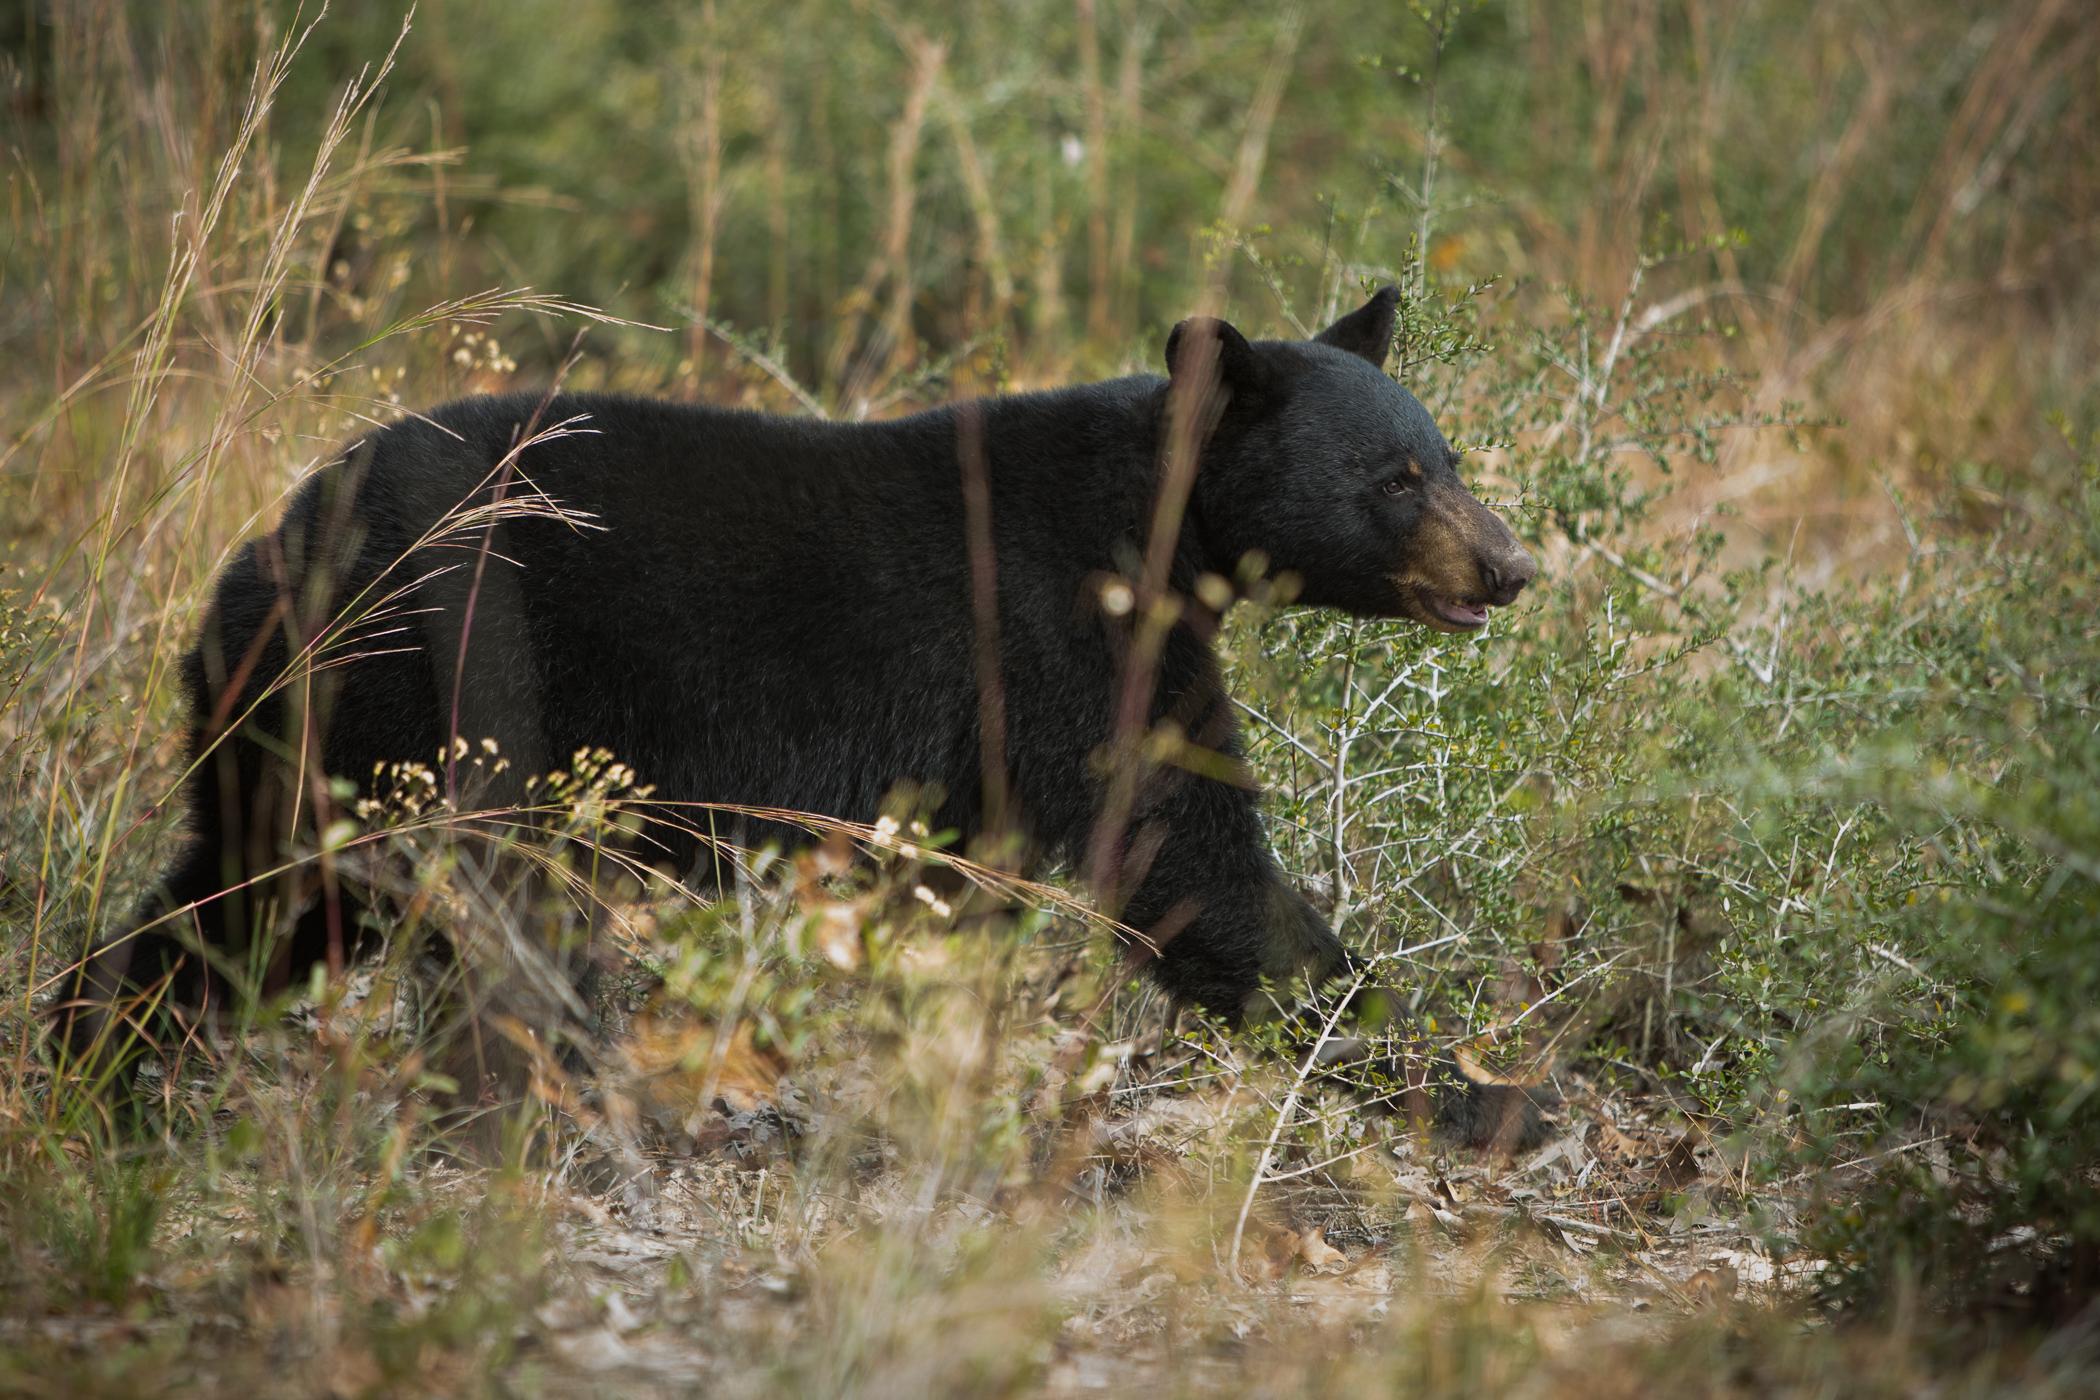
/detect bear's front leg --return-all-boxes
[1111,769,1344,1022]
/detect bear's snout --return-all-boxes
[1391,483,1539,632]
[1480,540,1536,607]
[1459,485,1537,608]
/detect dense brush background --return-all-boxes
[3,1,2099,1394]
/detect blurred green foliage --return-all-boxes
[8,0,2095,399]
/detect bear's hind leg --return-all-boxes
[57,838,229,1067]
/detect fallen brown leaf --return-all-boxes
[1297,1227,1348,1274]
[1685,1263,1738,1306]
[1656,1129,1706,1193]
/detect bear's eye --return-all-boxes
[1381,477,1410,497]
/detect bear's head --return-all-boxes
[1168,288,1536,632]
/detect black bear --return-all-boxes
[62,288,1535,1070]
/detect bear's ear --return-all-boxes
[1164,315,1268,406]
[1314,286,1400,367]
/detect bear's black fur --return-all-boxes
[63,290,1536,1080]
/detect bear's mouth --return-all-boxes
[1391,576,1493,632]
[1429,595,1489,629]
[1411,591,1489,632]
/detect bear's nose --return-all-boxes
[1483,550,1537,607]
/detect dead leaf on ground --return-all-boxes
[1296,1227,1348,1273]
[1405,1199,1465,1236]
[1591,1117,1644,1163]
[1656,1128,1706,1192]
[625,1013,790,1131]
[1452,1041,1553,1088]
[1684,1263,1738,1306]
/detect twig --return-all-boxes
[1226,960,1367,1277]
